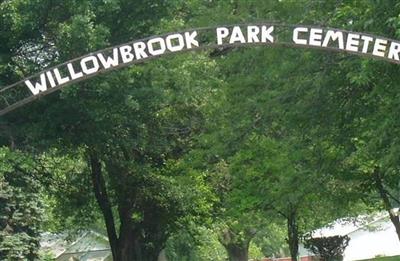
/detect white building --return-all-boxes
[299,213,400,261]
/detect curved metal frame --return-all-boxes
[1,23,399,116]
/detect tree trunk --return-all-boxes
[89,150,164,261]
[158,249,168,261]
[89,150,120,260]
[374,169,400,242]
[115,235,160,261]
[117,224,161,261]
[388,214,400,243]
[219,228,250,261]
[224,243,249,261]
[287,209,299,261]
[117,228,136,261]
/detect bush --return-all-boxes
[304,235,350,261]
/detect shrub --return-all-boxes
[304,235,350,261]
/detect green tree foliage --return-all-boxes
[194,1,400,258]
[190,39,362,259]
[1,1,220,260]
[0,147,42,260]
[275,0,400,244]
[165,226,226,261]
[3,1,400,261]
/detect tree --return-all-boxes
[1,1,220,260]
[4,1,400,260]
[227,133,348,261]
[0,147,42,260]
[164,225,226,261]
[278,0,400,244]
[199,1,400,255]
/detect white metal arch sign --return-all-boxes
[1,23,400,116]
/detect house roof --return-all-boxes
[40,230,111,258]
[310,212,387,238]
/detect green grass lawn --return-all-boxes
[358,256,400,261]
